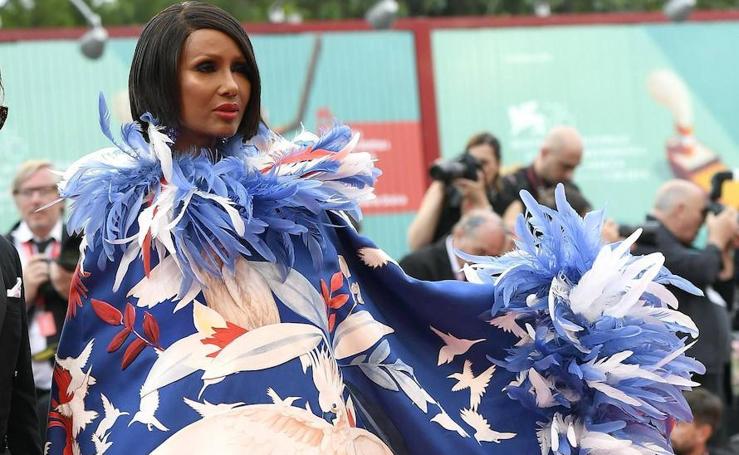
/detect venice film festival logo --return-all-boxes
[507,100,576,138]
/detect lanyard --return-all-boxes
[22,238,61,260]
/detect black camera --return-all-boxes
[429,153,481,183]
[617,220,660,246]
[706,171,737,217]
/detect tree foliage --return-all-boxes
[0,0,737,29]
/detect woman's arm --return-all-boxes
[502,200,523,235]
[407,181,445,252]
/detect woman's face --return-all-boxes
[177,28,251,149]
[468,143,499,187]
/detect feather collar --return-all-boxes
[60,95,380,295]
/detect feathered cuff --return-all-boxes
[463,185,704,455]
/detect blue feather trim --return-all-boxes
[61,96,379,286]
[468,184,704,454]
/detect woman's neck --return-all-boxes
[173,130,216,153]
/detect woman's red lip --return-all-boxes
[215,103,240,112]
[214,111,239,121]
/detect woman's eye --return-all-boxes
[195,62,215,72]
[232,63,249,75]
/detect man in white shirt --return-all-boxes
[400,209,508,282]
[7,160,66,440]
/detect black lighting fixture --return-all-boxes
[69,0,107,59]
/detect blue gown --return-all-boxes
[46,98,703,455]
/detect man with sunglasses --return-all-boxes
[0,71,42,454]
[634,179,738,411]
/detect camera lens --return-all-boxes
[429,154,480,183]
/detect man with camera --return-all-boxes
[407,132,504,252]
[634,179,738,404]
[7,160,67,441]
[496,125,583,225]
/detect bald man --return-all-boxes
[400,209,508,282]
[633,179,737,406]
[497,126,583,217]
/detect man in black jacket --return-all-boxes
[0,234,42,454]
[400,209,508,282]
[633,179,737,404]
[496,126,583,222]
[0,69,42,455]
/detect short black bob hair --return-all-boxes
[129,1,262,140]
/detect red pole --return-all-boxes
[411,21,441,185]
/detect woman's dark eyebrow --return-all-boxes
[189,52,246,61]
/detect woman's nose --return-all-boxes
[219,70,238,97]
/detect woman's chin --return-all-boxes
[212,126,239,140]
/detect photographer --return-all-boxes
[407,132,504,251]
[633,179,737,405]
[496,126,583,229]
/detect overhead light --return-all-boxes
[69,0,107,59]
[664,0,696,22]
[268,1,302,24]
[365,0,399,30]
[267,0,286,23]
[80,25,108,59]
[533,0,551,17]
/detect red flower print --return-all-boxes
[321,270,351,333]
[66,264,90,319]
[201,322,248,358]
[90,298,164,369]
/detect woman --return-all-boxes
[48,3,702,454]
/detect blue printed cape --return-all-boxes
[47,97,704,455]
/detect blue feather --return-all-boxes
[470,184,704,453]
[62,112,378,291]
[97,93,115,144]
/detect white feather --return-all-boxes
[580,430,644,455]
[528,369,556,408]
[652,340,698,370]
[113,242,141,293]
[148,124,174,183]
[645,282,678,309]
[588,382,641,406]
